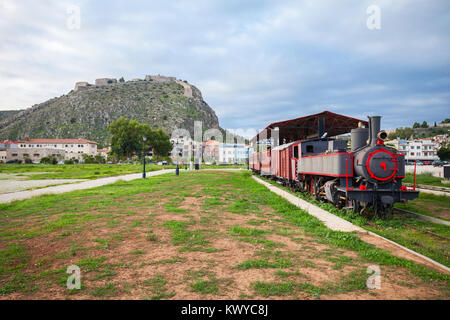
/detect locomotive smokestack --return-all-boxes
[368,116,381,146]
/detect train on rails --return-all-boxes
[249,112,419,219]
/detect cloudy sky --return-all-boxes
[0,0,449,137]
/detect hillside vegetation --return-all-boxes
[0,79,219,146]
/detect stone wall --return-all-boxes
[405,165,446,178]
[145,75,176,82]
[6,148,65,163]
[95,78,118,86]
[74,82,93,91]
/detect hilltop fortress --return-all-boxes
[74,75,193,98]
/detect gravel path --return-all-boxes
[0,169,174,204]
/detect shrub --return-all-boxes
[64,159,74,165]
[24,157,32,164]
[40,157,50,164]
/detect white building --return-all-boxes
[398,139,439,162]
[170,135,197,164]
[17,138,98,161]
[218,143,248,164]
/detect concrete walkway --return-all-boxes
[0,179,87,194]
[252,176,364,232]
[0,169,174,204]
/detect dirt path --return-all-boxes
[0,169,174,204]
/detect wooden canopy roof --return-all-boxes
[250,111,368,144]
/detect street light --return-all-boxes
[142,135,147,179]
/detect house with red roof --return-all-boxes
[0,138,98,163]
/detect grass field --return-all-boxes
[259,176,450,269]
[0,164,174,180]
[0,171,448,299]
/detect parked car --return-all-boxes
[433,160,444,166]
[162,161,168,165]
[416,161,423,166]
[423,161,432,165]
[157,161,163,165]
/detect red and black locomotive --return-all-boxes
[249,111,419,219]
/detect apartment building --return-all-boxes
[218,143,248,164]
[398,139,439,162]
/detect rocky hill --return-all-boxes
[0,77,220,146]
[0,110,21,122]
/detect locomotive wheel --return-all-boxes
[351,199,361,214]
[315,178,326,203]
[375,203,393,220]
[382,204,393,220]
[298,181,304,192]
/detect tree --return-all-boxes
[119,77,125,83]
[95,155,105,164]
[442,118,450,124]
[421,121,428,128]
[108,117,172,158]
[149,128,172,156]
[437,147,450,161]
[388,127,414,140]
[412,122,420,129]
[108,117,143,158]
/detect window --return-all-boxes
[23,153,29,157]
[65,145,68,147]
[293,146,299,158]
[410,152,414,156]
[33,154,39,157]
[410,146,414,149]
[417,146,420,149]
[12,153,18,157]
[306,145,313,153]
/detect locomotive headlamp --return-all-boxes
[377,131,388,141]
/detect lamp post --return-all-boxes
[142,135,147,179]
[247,147,249,170]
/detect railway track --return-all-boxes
[393,207,450,226]
[403,183,450,197]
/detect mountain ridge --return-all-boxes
[0,77,221,146]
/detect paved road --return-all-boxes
[0,169,174,204]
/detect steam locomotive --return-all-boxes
[249,114,419,219]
